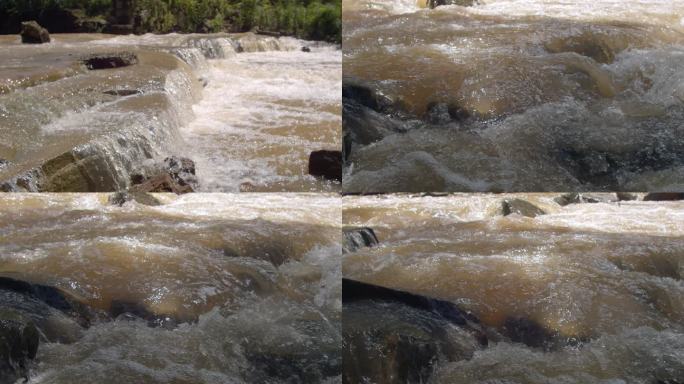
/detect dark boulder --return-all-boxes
[130,156,198,194]
[109,300,177,329]
[83,52,138,70]
[301,46,311,52]
[425,101,470,124]
[343,279,488,384]
[343,227,379,254]
[342,80,394,113]
[554,192,626,206]
[427,0,476,8]
[0,316,39,384]
[308,150,342,182]
[643,193,684,201]
[103,89,141,97]
[502,199,545,218]
[500,316,587,351]
[20,21,50,44]
[0,276,97,330]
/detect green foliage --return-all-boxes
[0,0,341,42]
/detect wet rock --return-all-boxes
[501,317,556,350]
[502,199,545,218]
[343,227,379,254]
[342,80,394,113]
[343,279,487,384]
[554,192,623,206]
[308,150,342,182]
[425,101,470,124]
[83,52,138,70]
[130,174,194,194]
[0,279,88,344]
[0,159,8,170]
[103,89,141,97]
[616,192,638,201]
[427,0,476,8]
[130,156,197,194]
[0,315,39,384]
[20,21,50,44]
[0,276,97,329]
[643,193,684,201]
[109,300,177,329]
[108,191,162,206]
[301,46,311,52]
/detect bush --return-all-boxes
[0,0,341,42]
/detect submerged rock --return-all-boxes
[308,150,342,182]
[554,192,628,206]
[0,276,97,330]
[103,89,141,97]
[0,315,39,384]
[343,227,379,254]
[20,21,50,44]
[502,199,545,218]
[301,46,311,52]
[108,191,162,206]
[343,279,487,384]
[82,52,138,70]
[643,193,684,201]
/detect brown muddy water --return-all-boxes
[343,0,684,192]
[0,193,341,383]
[343,194,684,383]
[0,33,340,192]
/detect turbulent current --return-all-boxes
[343,194,684,383]
[0,33,341,192]
[342,0,684,192]
[0,193,341,383]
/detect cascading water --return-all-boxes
[342,194,684,383]
[0,32,340,192]
[342,0,684,192]
[182,42,342,192]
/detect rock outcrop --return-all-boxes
[83,52,138,70]
[554,192,635,206]
[130,156,198,194]
[343,227,379,254]
[308,150,342,182]
[20,21,50,44]
[502,199,545,218]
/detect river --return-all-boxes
[342,0,684,192]
[343,193,684,383]
[0,193,341,383]
[0,33,341,192]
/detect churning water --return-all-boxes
[343,0,684,192]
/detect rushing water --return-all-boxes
[0,33,340,192]
[343,194,684,383]
[0,193,341,383]
[183,44,342,192]
[342,0,684,192]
